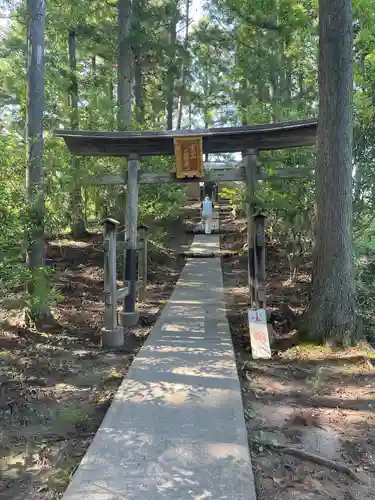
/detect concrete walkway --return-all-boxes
[62,228,256,499]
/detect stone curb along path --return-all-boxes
[62,213,257,500]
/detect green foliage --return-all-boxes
[194,0,375,335]
[0,136,28,293]
[138,156,187,221]
[25,268,64,323]
[220,185,245,207]
[0,0,190,309]
[355,232,375,339]
[0,0,375,335]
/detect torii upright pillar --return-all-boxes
[119,155,140,327]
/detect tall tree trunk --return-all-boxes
[166,2,178,130]
[240,78,248,126]
[298,66,304,99]
[134,53,144,125]
[176,0,190,130]
[282,36,292,105]
[117,0,132,130]
[90,55,96,127]
[89,56,102,220]
[133,0,144,126]
[302,0,356,344]
[69,28,87,239]
[109,77,115,131]
[26,0,52,326]
[269,51,281,121]
[117,0,133,225]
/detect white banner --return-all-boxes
[248,308,271,359]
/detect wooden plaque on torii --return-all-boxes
[173,136,204,179]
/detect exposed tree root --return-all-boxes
[252,438,364,484]
[42,432,96,443]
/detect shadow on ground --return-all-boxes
[0,213,194,499]
[220,209,375,500]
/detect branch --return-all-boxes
[212,12,282,32]
[248,18,281,31]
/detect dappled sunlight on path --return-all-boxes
[62,231,256,500]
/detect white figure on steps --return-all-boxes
[201,195,213,234]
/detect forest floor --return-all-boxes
[2,203,375,500]
[221,208,375,500]
[0,208,195,499]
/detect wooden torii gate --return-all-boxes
[56,118,317,346]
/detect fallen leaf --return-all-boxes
[272,477,285,487]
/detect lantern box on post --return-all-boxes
[174,136,204,179]
[253,211,267,248]
[137,223,149,250]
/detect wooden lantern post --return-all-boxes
[243,149,258,308]
[137,223,149,301]
[254,211,267,310]
[101,217,124,347]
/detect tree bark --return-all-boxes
[117,0,133,227]
[90,55,97,127]
[109,77,115,131]
[302,0,356,344]
[69,28,87,239]
[166,2,178,130]
[134,52,144,125]
[26,0,52,326]
[117,0,132,130]
[132,0,144,126]
[176,0,190,130]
